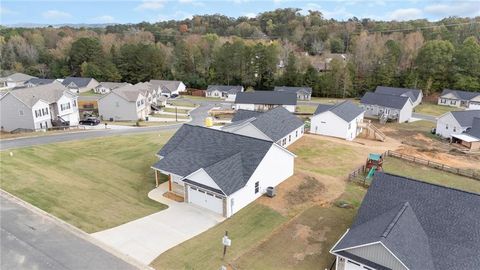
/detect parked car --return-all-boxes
[170,94,179,98]
[79,117,101,126]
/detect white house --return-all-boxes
[149,80,186,97]
[151,124,295,217]
[0,82,79,132]
[234,91,297,112]
[360,92,413,123]
[61,77,99,93]
[0,73,37,90]
[374,86,423,107]
[98,84,147,121]
[438,89,480,109]
[330,172,480,270]
[94,82,131,94]
[274,86,312,101]
[222,106,305,148]
[310,101,365,141]
[206,85,244,101]
[435,110,480,138]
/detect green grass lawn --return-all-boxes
[415,103,461,116]
[153,113,189,120]
[150,203,287,270]
[79,89,103,96]
[383,157,480,194]
[296,105,317,114]
[162,107,190,114]
[168,100,196,107]
[0,132,174,233]
[101,121,175,127]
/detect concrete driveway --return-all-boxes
[92,182,224,264]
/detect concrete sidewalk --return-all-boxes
[92,182,224,264]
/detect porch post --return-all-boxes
[168,174,172,191]
[155,170,159,187]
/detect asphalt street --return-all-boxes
[0,192,144,270]
[0,101,215,150]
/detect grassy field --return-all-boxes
[383,157,480,193]
[296,105,317,114]
[415,103,461,116]
[79,89,103,96]
[0,132,174,233]
[309,97,360,104]
[153,113,189,119]
[162,107,190,114]
[168,100,196,107]
[102,121,175,127]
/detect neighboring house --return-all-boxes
[149,80,186,97]
[61,77,99,93]
[0,82,79,132]
[94,82,131,94]
[234,91,297,112]
[374,86,423,107]
[310,101,365,141]
[438,89,480,109]
[98,84,147,121]
[151,124,296,217]
[206,85,244,101]
[360,92,413,123]
[24,78,56,88]
[330,172,480,270]
[0,73,37,90]
[451,117,480,150]
[274,86,312,101]
[436,110,480,138]
[222,106,305,148]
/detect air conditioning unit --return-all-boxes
[266,186,276,197]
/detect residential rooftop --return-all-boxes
[360,92,410,109]
[313,100,364,122]
[235,91,297,105]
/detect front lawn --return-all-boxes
[0,132,174,233]
[296,105,317,114]
[162,107,190,114]
[415,103,461,116]
[153,113,189,119]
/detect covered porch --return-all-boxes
[154,169,185,198]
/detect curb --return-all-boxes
[0,189,154,270]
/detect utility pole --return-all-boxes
[175,106,178,122]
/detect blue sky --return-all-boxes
[1,0,479,25]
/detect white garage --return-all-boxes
[187,185,224,215]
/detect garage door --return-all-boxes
[188,186,224,215]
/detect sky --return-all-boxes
[1,0,479,25]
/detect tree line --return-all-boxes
[1,8,479,97]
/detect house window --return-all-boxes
[289,135,291,142]
[19,110,24,116]
[296,130,298,137]
[440,99,446,104]
[453,127,456,132]
[282,138,286,145]
[73,100,77,107]
[45,108,48,115]
[254,181,259,194]
[348,122,352,129]
[446,124,449,130]
[115,102,120,107]
[450,100,456,105]
[137,101,140,107]
[60,103,71,111]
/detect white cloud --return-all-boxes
[93,15,115,23]
[42,10,72,20]
[178,0,205,6]
[388,8,423,21]
[424,2,480,17]
[136,0,166,11]
[157,11,193,22]
[243,12,257,18]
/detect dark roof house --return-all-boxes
[235,91,297,106]
[225,107,304,142]
[375,86,422,105]
[360,92,411,110]
[25,78,56,87]
[62,77,97,88]
[331,172,480,270]
[206,85,244,94]
[449,110,480,127]
[313,100,364,122]
[274,86,312,100]
[440,89,480,101]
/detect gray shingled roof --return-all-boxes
[450,110,480,127]
[235,91,297,105]
[97,82,130,90]
[360,92,410,109]
[25,78,56,86]
[313,100,364,122]
[62,77,95,88]
[206,85,243,94]
[152,124,274,195]
[227,107,304,141]
[4,72,37,82]
[332,172,480,270]
[375,86,421,102]
[274,86,312,95]
[466,117,480,139]
[440,89,480,100]
[149,80,182,94]
[5,82,72,107]
[110,84,144,102]
[231,110,263,122]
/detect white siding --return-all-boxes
[346,243,407,270]
[234,103,295,113]
[226,144,294,217]
[311,112,364,140]
[436,112,465,138]
[277,125,304,147]
[98,93,142,121]
[206,90,222,98]
[32,100,52,130]
[398,101,413,123]
[235,103,255,111]
[0,94,36,131]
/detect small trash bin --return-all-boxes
[145,116,149,121]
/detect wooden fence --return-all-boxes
[386,150,480,181]
[347,150,480,183]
